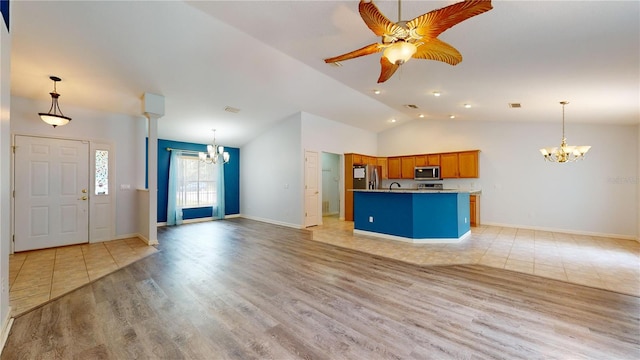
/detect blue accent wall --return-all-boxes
[155,139,240,222]
[1,0,9,32]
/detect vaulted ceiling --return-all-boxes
[10,1,640,147]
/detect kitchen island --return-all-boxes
[352,189,472,243]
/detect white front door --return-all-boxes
[14,136,90,252]
[304,150,319,227]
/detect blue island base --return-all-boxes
[353,190,471,243]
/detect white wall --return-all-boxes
[638,123,640,241]
[10,96,146,238]
[241,111,379,227]
[301,112,378,221]
[378,119,638,239]
[240,113,303,227]
[0,9,12,345]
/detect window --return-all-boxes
[177,156,217,208]
[95,150,109,195]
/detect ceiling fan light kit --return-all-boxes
[324,0,493,83]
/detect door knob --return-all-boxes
[79,196,88,200]
[82,189,87,193]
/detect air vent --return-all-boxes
[509,103,522,108]
[404,104,419,109]
[224,106,240,113]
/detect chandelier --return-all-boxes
[38,76,72,128]
[199,129,230,164]
[539,101,591,163]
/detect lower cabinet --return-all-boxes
[470,195,480,227]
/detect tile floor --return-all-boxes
[311,216,640,297]
[9,238,157,316]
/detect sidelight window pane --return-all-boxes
[95,150,109,195]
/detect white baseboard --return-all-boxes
[239,214,303,229]
[482,222,637,241]
[0,308,13,353]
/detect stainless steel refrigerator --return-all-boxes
[353,164,381,190]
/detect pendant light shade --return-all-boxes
[39,76,71,128]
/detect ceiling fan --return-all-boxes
[324,0,493,83]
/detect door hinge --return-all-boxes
[12,235,14,243]
[11,145,16,154]
[12,190,15,198]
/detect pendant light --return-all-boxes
[539,101,591,163]
[39,76,71,128]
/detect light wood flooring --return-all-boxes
[2,218,638,359]
[8,238,157,316]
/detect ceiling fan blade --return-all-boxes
[324,43,385,63]
[378,56,400,83]
[413,38,462,66]
[406,0,493,40]
[359,0,404,38]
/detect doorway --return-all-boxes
[321,152,340,219]
[13,135,114,252]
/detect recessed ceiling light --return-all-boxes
[449,115,456,119]
[373,89,381,95]
[390,118,397,123]
[464,104,471,108]
[329,62,343,67]
[433,91,441,97]
[418,114,425,118]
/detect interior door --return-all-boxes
[14,136,90,252]
[304,150,319,227]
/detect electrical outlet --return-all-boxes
[369,216,374,223]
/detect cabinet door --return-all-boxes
[376,157,388,179]
[388,157,401,179]
[400,156,415,179]
[469,196,476,226]
[414,155,428,167]
[367,156,377,166]
[440,153,459,178]
[458,151,479,178]
[352,154,363,165]
[427,154,440,166]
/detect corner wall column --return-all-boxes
[142,93,164,245]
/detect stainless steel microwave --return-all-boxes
[414,166,440,181]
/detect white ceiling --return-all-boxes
[10,0,640,147]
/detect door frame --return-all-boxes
[11,133,116,253]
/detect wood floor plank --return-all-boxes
[2,218,638,359]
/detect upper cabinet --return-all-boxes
[440,150,479,178]
[400,157,415,179]
[387,157,401,179]
[376,157,388,179]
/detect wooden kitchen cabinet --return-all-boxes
[470,194,480,227]
[400,156,415,179]
[387,157,401,179]
[352,154,363,165]
[414,155,428,167]
[377,157,388,179]
[440,153,459,178]
[440,150,479,178]
[427,154,440,166]
[458,151,479,178]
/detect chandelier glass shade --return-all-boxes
[199,129,230,164]
[383,41,417,65]
[38,76,71,128]
[539,101,590,163]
